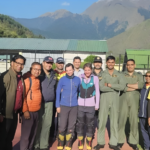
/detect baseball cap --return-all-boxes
[94,56,102,63]
[43,56,54,62]
[56,57,65,63]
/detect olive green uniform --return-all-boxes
[118,71,144,145]
[97,69,126,146]
[93,69,103,81]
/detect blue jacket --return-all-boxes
[139,84,150,118]
[56,75,80,108]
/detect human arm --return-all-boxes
[56,78,63,110]
[148,100,150,126]
[108,74,126,91]
[99,76,114,92]
[22,78,30,119]
[126,88,136,92]
[94,76,100,110]
[125,74,144,91]
[0,73,6,122]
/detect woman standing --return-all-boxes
[76,63,100,150]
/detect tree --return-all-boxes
[80,55,98,68]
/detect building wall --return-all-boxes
[22,52,63,73]
[64,52,106,69]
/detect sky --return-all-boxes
[0,0,99,19]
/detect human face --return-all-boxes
[84,67,92,78]
[11,58,24,73]
[106,59,115,70]
[73,59,81,69]
[31,65,41,77]
[56,62,64,71]
[145,73,150,84]
[126,61,135,73]
[93,62,102,69]
[42,61,53,71]
[66,66,74,76]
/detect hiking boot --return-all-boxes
[117,143,124,149]
[78,136,84,150]
[109,144,120,150]
[93,144,105,150]
[128,143,139,150]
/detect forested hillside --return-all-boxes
[0,14,43,38]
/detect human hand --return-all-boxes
[57,107,61,113]
[148,118,150,126]
[104,83,107,86]
[107,83,111,87]
[95,108,99,111]
[0,114,3,123]
[24,111,30,119]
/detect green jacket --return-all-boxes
[93,69,103,81]
[99,69,126,99]
[0,68,25,119]
[120,71,144,101]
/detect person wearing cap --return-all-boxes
[93,56,103,79]
[94,56,126,150]
[118,59,144,150]
[34,56,57,150]
[139,71,150,150]
[50,57,66,138]
[92,56,110,139]
[55,57,66,84]
[73,56,84,77]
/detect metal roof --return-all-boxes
[0,38,108,53]
[126,49,150,69]
[77,40,108,52]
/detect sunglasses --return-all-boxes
[144,75,150,77]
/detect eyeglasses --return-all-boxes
[32,68,41,72]
[15,61,24,66]
[144,75,150,78]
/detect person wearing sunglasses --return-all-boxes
[139,71,150,150]
[118,59,144,150]
[34,56,57,150]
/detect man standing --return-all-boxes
[34,56,57,150]
[93,56,103,80]
[139,71,150,150]
[50,57,66,138]
[0,55,26,150]
[118,59,144,150]
[73,56,84,77]
[54,57,66,82]
[20,62,42,150]
[92,56,110,139]
[94,56,126,150]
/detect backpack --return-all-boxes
[29,77,32,100]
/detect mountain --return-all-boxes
[14,10,99,39]
[107,19,150,55]
[13,0,150,39]
[0,14,43,38]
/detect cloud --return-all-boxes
[62,2,70,6]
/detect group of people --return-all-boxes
[0,54,150,150]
